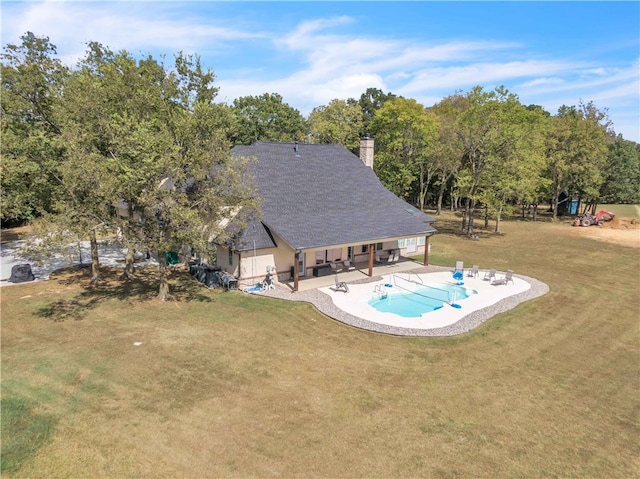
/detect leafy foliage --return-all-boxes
[230,93,307,145]
[1,32,68,223]
[370,97,437,203]
[308,98,363,153]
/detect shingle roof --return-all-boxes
[232,141,437,251]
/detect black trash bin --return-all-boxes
[9,264,35,283]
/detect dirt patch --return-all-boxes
[569,217,640,248]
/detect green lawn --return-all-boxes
[2,211,639,478]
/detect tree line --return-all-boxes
[2,33,639,294]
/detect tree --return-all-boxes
[358,87,397,137]
[370,97,437,206]
[454,86,506,235]
[307,98,363,153]
[478,95,548,232]
[230,93,307,145]
[545,102,610,219]
[600,136,640,204]
[55,43,256,297]
[429,94,466,214]
[1,32,68,223]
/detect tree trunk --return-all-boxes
[121,244,135,281]
[533,203,538,222]
[90,229,100,284]
[157,253,171,300]
[484,205,489,229]
[461,204,467,233]
[551,175,560,221]
[120,202,136,281]
[464,197,477,236]
[418,168,432,212]
[495,205,503,233]
[436,171,453,215]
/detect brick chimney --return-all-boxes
[359,134,374,169]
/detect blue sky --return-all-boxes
[2,1,639,141]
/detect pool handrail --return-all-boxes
[392,273,424,286]
[392,274,459,304]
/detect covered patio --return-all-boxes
[280,256,425,292]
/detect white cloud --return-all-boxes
[2,1,262,64]
[522,77,565,88]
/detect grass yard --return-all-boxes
[1,210,639,478]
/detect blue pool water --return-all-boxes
[368,283,476,318]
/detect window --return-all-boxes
[397,239,406,248]
[418,236,426,246]
[361,245,369,253]
[376,242,383,251]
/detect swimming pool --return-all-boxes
[368,283,476,318]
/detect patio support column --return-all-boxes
[368,243,374,277]
[294,251,299,292]
[423,235,430,266]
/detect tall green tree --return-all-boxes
[307,98,363,153]
[370,97,437,206]
[55,43,256,297]
[479,100,548,232]
[358,87,397,137]
[453,86,506,235]
[1,32,68,223]
[429,95,467,214]
[545,101,610,219]
[230,93,307,145]
[600,136,640,204]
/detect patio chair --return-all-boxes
[467,265,479,278]
[331,274,349,293]
[343,260,356,271]
[483,268,496,282]
[492,270,514,285]
[330,262,343,274]
[392,251,400,263]
[453,261,464,274]
[262,272,275,290]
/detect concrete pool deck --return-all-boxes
[259,265,549,336]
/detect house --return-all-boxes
[215,138,437,291]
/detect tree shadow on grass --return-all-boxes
[36,265,215,322]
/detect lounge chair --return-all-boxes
[331,274,349,293]
[343,260,356,271]
[330,262,343,274]
[467,265,479,278]
[483,269,496,282]
[262,272,275,290]
[393,251,400,263]
[453,261,464,274]
[492,270,514,285]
